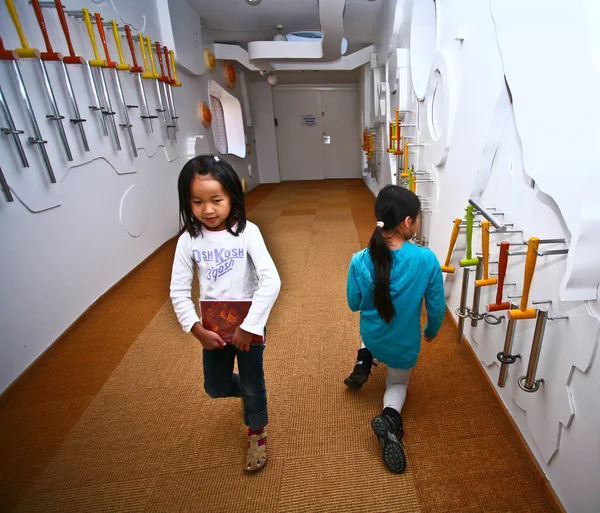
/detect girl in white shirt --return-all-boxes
[170,155,280,472]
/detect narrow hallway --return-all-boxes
[1,181,558,512]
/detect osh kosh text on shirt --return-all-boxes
[193,247,245,281]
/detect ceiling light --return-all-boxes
[245,0,262,5]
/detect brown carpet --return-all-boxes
[0,180,558,512]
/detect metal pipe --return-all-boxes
[497,304,519,388]
[58,60,88,151]
[0,83,28,167]
[54,0,108,136]
[37,58,73,161]
[96,66,121,150]
[82,8,121,149]
[416,210,424,246]
[500,238,566,247]
[470,259,484,327]
[10,59,55,182]
[112,67,137,156]
[163,46,179,132]
[31,0,89,152]
[468,197,505,232]
[456,268,470,343]
[6,0,72,161]
[0,165,14,201]
[518,308,548,393]
[536,249,569,257]
[155,42,176,141]
[98,17,137,157]
[84,62,108,135]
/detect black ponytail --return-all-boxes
[369,185,421,323]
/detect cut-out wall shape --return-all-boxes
[410,0,438,100]
[120,184,148,237]
[425,51,459,166]
[489,0,600,302]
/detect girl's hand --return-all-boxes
[192,323,226,350]
[232,327,253,352]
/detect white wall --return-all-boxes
[249,82,281,183]
[363,0,600,511]
[0,0,256,394]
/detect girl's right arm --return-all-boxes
[170,234,226,348]
[170,233,201,333]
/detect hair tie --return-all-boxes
[214,156,220,162]
[376,221,384,229]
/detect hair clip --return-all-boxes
[214,156,220,162]
[376,221,384,229]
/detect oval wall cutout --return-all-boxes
[426,51,458,166]
[120,185,148,238]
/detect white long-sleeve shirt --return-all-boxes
[170,221,281,336]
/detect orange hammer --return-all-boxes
[475,220,497,288]
[441,218,462,273]
[507,237,540,320]
[487,241,510,312]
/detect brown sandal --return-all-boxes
[245,431,267,472]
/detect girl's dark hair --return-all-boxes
[369,185,421,323]
[177,155,246,237]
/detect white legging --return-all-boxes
[361,343,412,412]
[384,367,412,413]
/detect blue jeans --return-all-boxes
[202,344,268,430]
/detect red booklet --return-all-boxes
[200,300,264,345]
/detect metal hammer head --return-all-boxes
[508,308,537,320]
[476,278,497,288]
[486,302,510,313]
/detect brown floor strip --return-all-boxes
[1,180,559,512]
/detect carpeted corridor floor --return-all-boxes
[0,180,559,512]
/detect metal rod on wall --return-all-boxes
[456,268,470,344]
[497,303,520,388]
[518,308,548,393]
[470,258,484,327]
[0,83,29,167]
[468,197,506,232]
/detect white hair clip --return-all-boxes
[376,221,384,229]
[214,156,220,162]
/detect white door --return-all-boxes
[273,90,324,181]
[321,90,362,179]
[273,87,361,181]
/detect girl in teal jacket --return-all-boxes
[345,185,445,474]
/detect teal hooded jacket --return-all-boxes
[347,242,445,369]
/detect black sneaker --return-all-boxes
[371,414,407,474]
[344,348,375,389]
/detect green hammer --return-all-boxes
[460,205,479,267]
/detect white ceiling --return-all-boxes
[188,0,382,45]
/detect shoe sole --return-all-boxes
[344,374,368,389]
[371,416,407,474]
